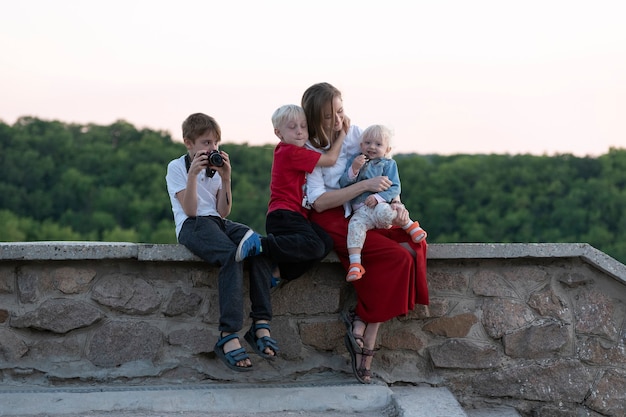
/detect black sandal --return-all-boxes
[344,333,374,384]
[340,310,364,354]
[244,321,279,360]
[356,348,375,384]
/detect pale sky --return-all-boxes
[1,0,625,156]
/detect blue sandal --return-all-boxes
[244,322,279,360]
[214,333,252,372]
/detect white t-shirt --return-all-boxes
[165,155,222,239]
[305,125,363,216]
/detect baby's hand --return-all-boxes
[364,195,378,208]
[352,154,367,172]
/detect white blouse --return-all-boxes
[305,124,363,215]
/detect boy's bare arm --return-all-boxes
[215,151,232,218]
[316,127,347,167]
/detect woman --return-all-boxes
[301,82,429,383]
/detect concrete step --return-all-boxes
[391,386,467,416]
[0,381,520,417]
[465,406,522,417]
[391,387,521,417]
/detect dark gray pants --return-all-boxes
[179,216,272,333]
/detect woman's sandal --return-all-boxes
[356,348,375,384]
[244,321,279,360]
[344,333,374,384]
[340,310,364,354]
[346,263,365,282]
[214,333,252,372]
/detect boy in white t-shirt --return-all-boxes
[165,113,278,372]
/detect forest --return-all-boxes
[1,116,626,264]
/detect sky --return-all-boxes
[1,0,625,156]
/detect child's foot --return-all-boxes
[405,222,427,243]
[244,321,279,359]
[346,263,365,282]
[235,230,262,262]
[214,333,252,371]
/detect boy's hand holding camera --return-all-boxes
[191,150,231,180]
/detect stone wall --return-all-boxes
[2,242,626,416]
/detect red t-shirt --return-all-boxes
[268,142,321,217]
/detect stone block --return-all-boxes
[503,321,570,359]
[430,339,501,369]
[86,321,163,367]
[423,313,478,338]
[10,299,104,334]
[91,274,161,315]
[481,298,535,339]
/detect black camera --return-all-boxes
[205,150,224,178]
[208,150,224,167]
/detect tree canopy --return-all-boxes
[1,116,625,264]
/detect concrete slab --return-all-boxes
[0,382,394,416]
[466,406,521,417]
[391,386,467,417]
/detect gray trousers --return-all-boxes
[178,216,273,333]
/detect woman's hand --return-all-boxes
[391,202,409,226]
[364,176,392,193]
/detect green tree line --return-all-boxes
[1,117,625,264]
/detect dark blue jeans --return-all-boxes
[178,216,273,333]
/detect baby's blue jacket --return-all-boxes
[339,155,401,206]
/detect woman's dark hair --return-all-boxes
[301,82,342,149]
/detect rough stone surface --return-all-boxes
[481,298,535,339]
[2,242,626,417]
[472,360,594,402]
[10,299,104,333]
[430,339,502,369]
[0,328,28,361]
[527,285,570,321]
[86,321,163,367]
[585,368,626,416]
[0,309,9,323]
[502,321,570,358]
[91,274,161,314]
[164,287,203,317]
[573,287,618,340]
[168,327,213,354]
[51,266,97,294]
[0,266,15,293]
[422,313,478,338]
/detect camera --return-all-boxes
[205,150,224,178]
[208,150,224,167]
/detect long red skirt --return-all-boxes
[310,206,429,323]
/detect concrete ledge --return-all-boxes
[0,241,138,260]
[2,242,625,284]
[0,382,393,415]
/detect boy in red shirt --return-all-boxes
[249,104,345,281]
